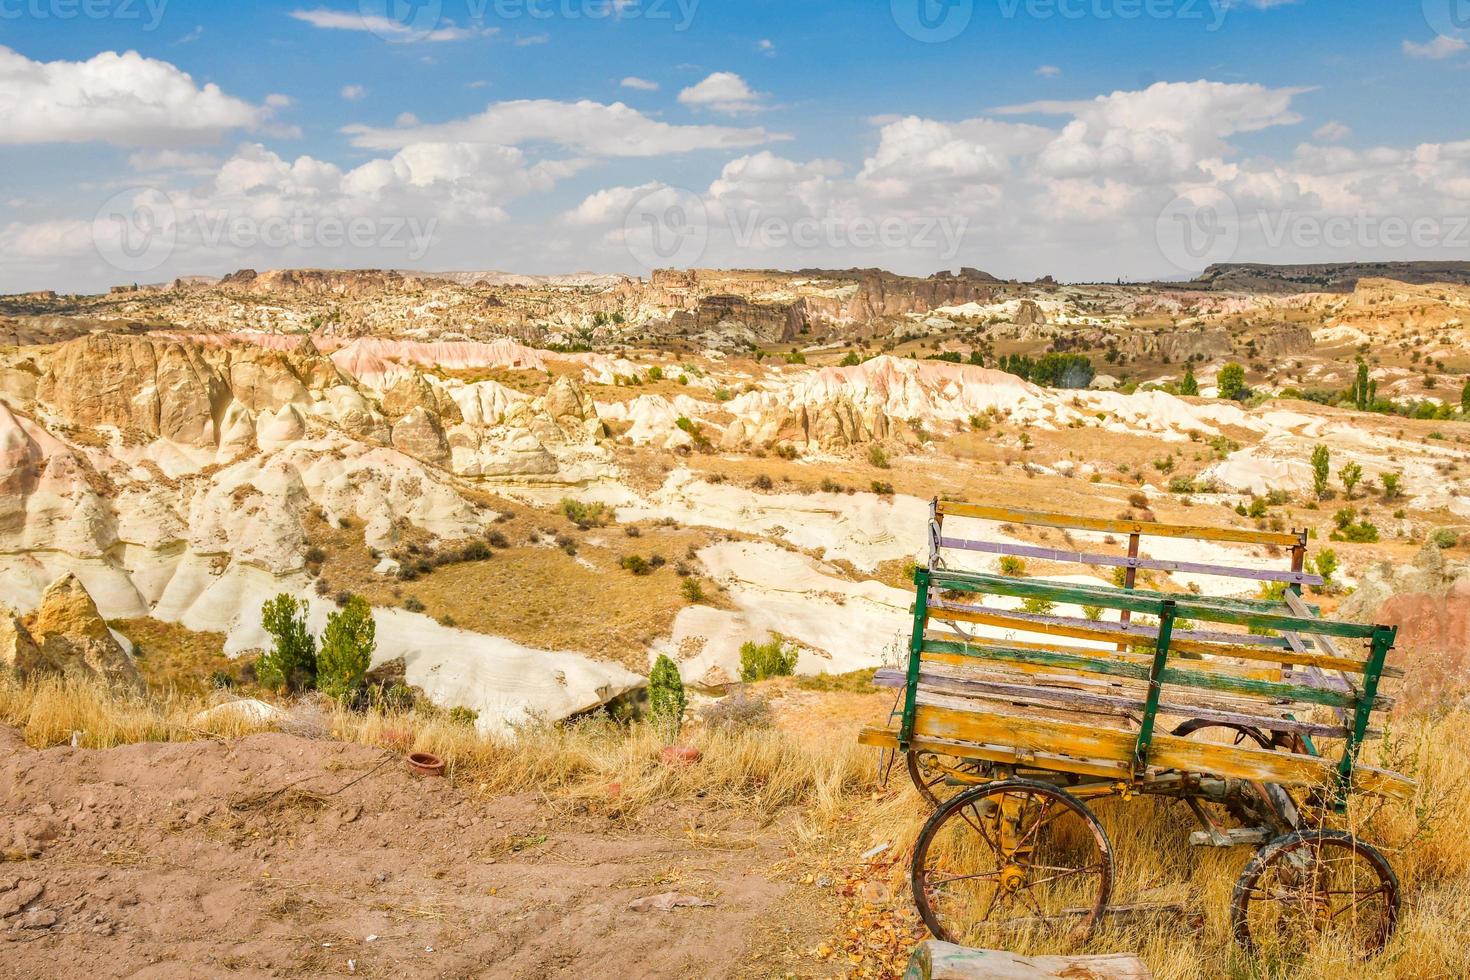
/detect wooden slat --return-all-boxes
[927,570,1377,639]
[907,703,1414,800]
[857,726,1134,782]
[926,600,1394,676]
[936,501,1304,548]
[920,639,1387,712]
[924,625,1285,682]
[939,536,1324,587]
[933,599,1298,649]
[872,667,1362,740]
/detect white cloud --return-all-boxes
[288,9,490,43]
[620,76,659,91]
[1403,36,1468,60]
[678,72,767,115]
[345,98,781,156]
[340,84,366,100]
[1313,121,1351,143]
[515,33,550,46]
[757,39,775,56]
[265,93,292,108]
[127,149,217,172]
[1035,65,1062,77]
[0,45,266,146]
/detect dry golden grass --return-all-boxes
[108,617,235,695]
[6,673,1467,979]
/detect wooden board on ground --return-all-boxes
[904,940,1152,980]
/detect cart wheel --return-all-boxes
[1231,830,1400,959]
[1171,719,1273,750]
[906,750,993,807]
[912,779,1113,946]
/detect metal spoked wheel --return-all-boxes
[906,750,994,807]
[1231,830,1400,959]
[911,779,1113,946]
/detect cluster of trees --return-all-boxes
[997,353,1096,389]
[258,593,376,702]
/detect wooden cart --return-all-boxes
[860,501,1413,957]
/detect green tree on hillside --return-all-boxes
[1180,363,1199,396]
[1462,379,1470,414]
[257,594,316,693]
[648,654,686,742]
[1311,444,1331,500]
[317,595,377,702]
[1217,362,1246,401]
[1339,461,1363,500]
[1348,362,1377,411]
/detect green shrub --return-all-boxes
[998,556,1027,577]
[647,654,686,742]
[680,577,706,603]
[256,593,316,693]
[448,706,478,727]
[1081,604,1104,622]
[647,366,663,381]
[1381,472,1404,500]
[739,635,799,682]
[620,555,652,575]
[1431,528,1460,550]
[1340,461,1363,499]
[1020,597,1056,616]
[839,352,862,367]
[871,480,894,496]
[561,498,611,528]
[867,445,890,469]
[403,596,426,613]
[317,595,377,702]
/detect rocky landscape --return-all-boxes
[3,263,1470,978]
[2,264,1470,727]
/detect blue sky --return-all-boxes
[2,0,1469,292]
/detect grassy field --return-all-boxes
[2,674,1467,979]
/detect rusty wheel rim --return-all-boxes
[911,779,1113,946]
[1232,831,1400,959]
[906,750,992,808]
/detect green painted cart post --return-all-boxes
[862,500,1412,957]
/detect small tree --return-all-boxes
[257,594,316,693]
[1311,444,1331,500]
[1217,362,1246,401]
[317,595,377,702]
[1339,461,1363,500]
[647,654,686,742]
[1179,363,1199,397]
[1462,379,1470,415]
[1348,361,1377,411]
[1381,471,1403,501]
[1311,549,1339,594]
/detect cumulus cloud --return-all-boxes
[340,84,366,100]
[1035,65,1062,77]
[620,76,659,91]
[677,72,767,114]
[1313,121,1351,143]
[345,98,781,156]
[0,45,266,146]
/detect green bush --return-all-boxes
[403,596,426,613]
[739,635,799,682]
[998,556,1027,577]
[647,366,663,381]
[1081,604,1104,622]
[1381,472,1404,500]
[561,498,612,528]
[1020,597,1056,616]
[680,577,706,603]
[871,480,895,495]
[647,654,686,742]
[317,595,377,702]
[1431,528,1460,550]
[867,445,890,469]
[620,554,652,575]
[256,593,316,693]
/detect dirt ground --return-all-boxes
[0,727,800,979]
